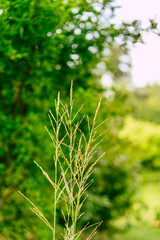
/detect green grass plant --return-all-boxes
[19,82,105,240]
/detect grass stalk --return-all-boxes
[53,92,60,240]
[19,82,105,240]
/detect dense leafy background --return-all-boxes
[0,0,159,239]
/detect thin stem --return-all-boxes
[73,183,81,239]
[53,92,60,240]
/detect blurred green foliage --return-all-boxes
[120,116,160,169]
[127,85,160,124]
[0,0,156,239]
[121,85,160,170]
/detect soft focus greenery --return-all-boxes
[0,0,160,239]
[120,116,160,169]
[115,85,160,240]
[127,85,160,124]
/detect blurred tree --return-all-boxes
[120,116,160,170]
[127,85,160,124]
[122,85,160,171]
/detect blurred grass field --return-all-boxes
[114,181,160,240]
[114,225,160,240]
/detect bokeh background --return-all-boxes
[0,0,160,239]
